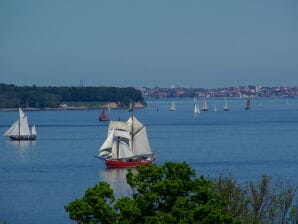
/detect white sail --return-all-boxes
[194,103,200,115]
[99,130,115,158]
[99,150,111,157]
[99,128,134,159]
[3,120,19,136]
[118,141,133,158]
[19,108,25,118]
[170,101,176,111]
[109,121,130,132]
[132,127,152,155]
[19,116,31,136]
[31,125,37,136]
[204,100,208,110]
[128,102,134,111]
[224,98,229,111]
[100,129,115,151]
[113,130,131,139]
[99,115,154,160]
[110,137,133,159]
[127,116,144,135]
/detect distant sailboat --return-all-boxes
[201,100,208,111]
[214,104,217,112]
[194,103,200,115]
[245,98,251,110]
[170,101,176,111]
[224,98,229,111]
[98,108,109,121]
[3,108,37,141]
[128,102,134,112]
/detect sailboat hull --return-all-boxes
[9,135,36,141]
[105,159,152,168]
[104,154,156,168]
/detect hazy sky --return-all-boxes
[0,1,297,88]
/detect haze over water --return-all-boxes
[0,98,298,223]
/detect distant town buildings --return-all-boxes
[139,86,298,99]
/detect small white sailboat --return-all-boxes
[170,101,176,111]
[194,103,200,115]
[214,104,217,112]
[224,98,229,111]
[201,100,208,111]
[3,108,37,141]
[128,102,134,112]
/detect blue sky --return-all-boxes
[0,0,297,88]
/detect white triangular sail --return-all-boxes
[127,116,144,135]
[117,141,133,158]
[170,101,176,111]
[19,108,25,118]
[31,125,37,135]
[100,129,115,151]
[3,120,19,136]
[224,98,229,111]
[19,116,31,136]
[132,127,152,155]
[194,103,200,115]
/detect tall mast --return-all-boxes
[117,137,120,159]
[18,118,20,137]
[18,109,20,137]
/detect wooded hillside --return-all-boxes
[0,83,144,109]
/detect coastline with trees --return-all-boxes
[0,83,145,110]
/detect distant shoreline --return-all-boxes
[0,102,145,111]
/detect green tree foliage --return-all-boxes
[65,163,298,224]
[0,83,144,108]
[65,162,238,224]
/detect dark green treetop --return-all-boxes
[65,162,238,224]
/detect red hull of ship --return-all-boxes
[105,159,152,168]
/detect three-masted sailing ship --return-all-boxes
[3,108,37,141]
[98,115,156,168]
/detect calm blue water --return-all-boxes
[0,98,298,223]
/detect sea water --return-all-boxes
[0,98,298,223]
